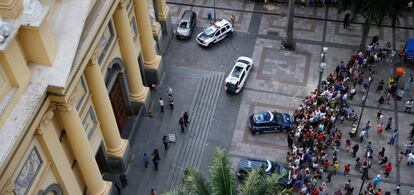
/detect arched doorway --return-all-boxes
[37,183,63,195]
[105,58,130,135]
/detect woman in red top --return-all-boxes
[385,163,392,177]
[344,163,351,176]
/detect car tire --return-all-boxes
[228,31,233,37]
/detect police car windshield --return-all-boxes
[231,66,243,78]
[203,28,215,37]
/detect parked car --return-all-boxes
[249,111,293,135]
[176,10,197,39]
[236,158,291,186]
[196,19,233,47]
[224,56,253,93]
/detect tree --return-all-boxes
[163,148,289,195]
[283,0,295,50]
[338,0,408,51]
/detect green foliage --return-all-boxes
[182,167,210,195]
[208,148,237,195]
[163,148,288,195]
[337,0,408,50]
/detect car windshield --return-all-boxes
[254,112,274,122]
[203,28,215,37]
[179,21,189,28]
[237,59,250,65]
[231,66,243,78]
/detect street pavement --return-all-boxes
[119,0,414,194]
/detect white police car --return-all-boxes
[224,56,253,93]
[196,19,233,47]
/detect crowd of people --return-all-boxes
[285,36,414,195]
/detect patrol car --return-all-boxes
[196,19,233,47]
[249,111,293,135]
[224,56,253,93]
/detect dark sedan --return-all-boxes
[249,111,293,135]
[236,158,291,185]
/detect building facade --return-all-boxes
[0,0,172,194]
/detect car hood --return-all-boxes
[282,113,293,126]
[177,27,190,35]
[197,32,213,42]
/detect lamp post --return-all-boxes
[317,47,328,90]
[213,0,216,22]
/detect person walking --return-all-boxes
[361,163,369,180]
[344,163,351,176]
[384,163,392,177]
[364,121,372,138]
[405,99,413,113]
[360,129,367,142]
[167,87,173,98]
[333,161,339,175]
[327,169,333,182]
[343,13,350,29]
[159,98,164,112]
[324,159,331,171]
[373,175,382,188]
[183,112,189,127]
[407,152,414,166]
[168,96,174,110]
[404,74,413,92]
[162,135,169,151]
[119,173,128,187]
[143,153,149,168]
[229,14,236,26]
[345,139,351,152]
[352,144,359,157]
[152,149,160,171]
[397,88,404,101]
[179,117,185,133]
[114,182,121,195]
[377,121,383,135]
[287,132,294,149]
[388,129,399,145]
[344,179,354,195]
[385,117,392,131]
[378,96,385,109]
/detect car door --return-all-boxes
[270,120,281,132]
[213,30,221,43]
[245,64,251,77]
[219,28,227,40]
[257,122,272,132]
[238,71,246,89]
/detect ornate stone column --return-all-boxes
[35,108,82,195]
[113,1,149,103]
[56,98,110,195]
[84,53,128,158]
[151,0,173,55]
[133,0,162,84]
[153,0,168,22]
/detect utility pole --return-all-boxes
[213,0,216,22]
